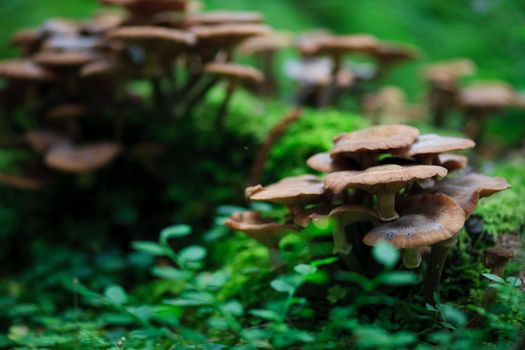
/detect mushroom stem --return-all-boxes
[181,77,219,118]
[319,54,342,108]
[259,50,276,96]
[376,192,399,222]
[215,80,237,130]
[332,217,351,255]
[423,236,458,303]
[402,248,422,269]
[429,86,454,127]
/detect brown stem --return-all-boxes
[402,248,422,269]
[376,192,399,221]
[215,81,236,130]
[423,236,457,303]
[180,77,219,118]
[318,54,342,108]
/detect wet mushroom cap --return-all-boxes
[204,63,263,83]
[46,103,89,120]
[458,82,516,109]
[45,142,122,173]
[363,193,465,248]
[437,154,468,172]
[246,174,326,205]
[0,59,56,82]
[306,152,359,173]
[331,124,420,158]
[107,26,196,46]
[324,164,447,193]
[33,50,101,67]
[398,134,475,158]
[183,11,263,27]
[427,173,511,217]
[224,211,294,248]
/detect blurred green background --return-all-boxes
[0,0,524,100]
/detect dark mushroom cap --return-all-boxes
[363,193,465,248]
[324,164,447,194]
[306,152,359,173]
[33,50,101,67]
[25,129,70,154]
[0,172,45,191]
[398,134,475,158]
[458,82,515,110]
[437,154,468,172]
[246,174,326,205]
[224,211,294,248]
[183,11,263,27]
[101,0,187,14]
[10,28,42,54]
[108,26,196,46]
[46,103,89,120]
[485,246,516,259]
[45,142,122,173]
[370,41,419,63]
[0,59,56,82]
[329,204,379,223]
[331,124,420,158]
[427,173,511,217]
[204,63,263,83]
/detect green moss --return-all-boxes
[475,160,525,235]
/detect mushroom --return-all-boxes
[436,154,468,173]
[306,152,359,173]
[368,41,418,80]
[427,173,511,217]
[101,0,187,16]
[331,124,420,169]
[0,172,45,191]
[246,174,327,218]
[10,28,42,56]
[324,164,447,221]
[33,50,101,68]
[203,63,263,129]
[45,103,89,139]
[483,246,516,278]
[25,129,70,154]
[457,82,516,143]
[422,58,475,127]
[396,134,475,165]
[182,11,263,27]
[237,32,290,96]
[45,142,122,173]
[363,193,465,302]
[224,211,295,266]
[0,59,56,82]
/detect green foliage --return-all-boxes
[475,160,525,235]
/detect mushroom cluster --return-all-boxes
[226,124,511,300]
[0,0,283,187]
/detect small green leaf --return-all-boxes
[132,241,165,256]
[151,266,190,280]
[506,276,522,287]
[249,309,281,321]
[379,271,418,286]
[372,241,400,268]
[222,300,244,316]
[294,264,317,275]
[482,273,505,284]
[179,245,207,262]
[104,285,128,305]
[160,224,191,245]
[442,305,467,327]
[271,278,295,293]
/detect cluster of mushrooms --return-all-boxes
[0,0,288,187]
[225,124,511,300]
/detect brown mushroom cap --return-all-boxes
[247,174,326,205]
[314,34,379,56]
[107,26,196,46]
[427,173,511,217]
[224,211,294,248]
[422,58,475,87]
[83,12,126,35]
[190,24,271,47]
[203,63,263,83]
[0,59,56,82]
[485,246,516,259]
[0,172,45,191]
[80,59,120,78]
[397,134,475,158]
[437,154,468,172]
[458,82,516,110]
[363,193,465,248]
[331,124,420,158]
[306,152,359,173]
[33,50,101,67]
[324,164,447,194]
[42,36,107,52]
[370,41,419,63]
[295,29,332,56]
[46,103,89,120]
[45,142,122,173]
[41,18,81,37]
[183,11,263,27]
[101,0,187,14]
[329,204,379,223]
[237,32,290,55]
[25,130,70,154]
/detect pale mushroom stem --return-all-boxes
[376,192,399,222]
[259,50,277,96]
[332,218,351,255]
[215,80,237,130]
[423,236,457,303]
[402,248,422,269]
